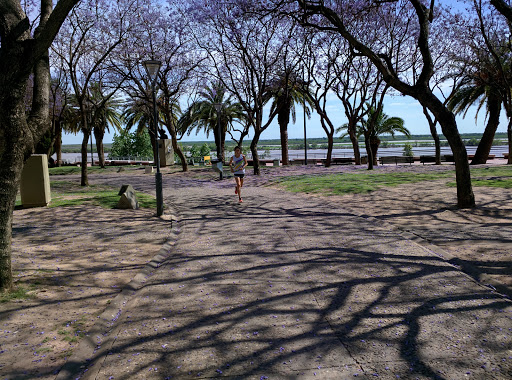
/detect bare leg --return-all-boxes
[235,177,242,200]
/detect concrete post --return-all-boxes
[20,154,51,208]
[158,139,174,167]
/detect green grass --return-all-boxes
[276,166,512,196]
[48,181,156,209]
[274,170,455,195]
[49,166,121,175]
[446,166,512,188]
[58,316,87,343]
[35,347,52,354]
[0,285,34,303]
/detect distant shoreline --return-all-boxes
[60,132,510,153]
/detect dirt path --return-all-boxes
[1,163,511,378]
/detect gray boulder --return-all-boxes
[117,184,139,209]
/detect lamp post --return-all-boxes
[213,102,223,180]
[143,59,164,216]
[302,65,308,165]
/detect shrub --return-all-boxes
[110,129,153,158]
[403,143,414,157]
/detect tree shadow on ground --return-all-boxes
[63,185,512,380]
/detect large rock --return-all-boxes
[117,184,139,210]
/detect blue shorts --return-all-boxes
[234,174,245,178]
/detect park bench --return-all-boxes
[419,154,457,164]
[420,155,438,164]
[330,157,354,165]
[379,155,414,165]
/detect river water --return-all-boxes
[54,145,509,164]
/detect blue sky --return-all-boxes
[61,94,509,145]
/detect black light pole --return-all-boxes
[143,60,164,216]
[213,102,223,180]
[302,65,308,165]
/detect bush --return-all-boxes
[465,137,480,146]
[110,129,153,158]
[403,143,414,157]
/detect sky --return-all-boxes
[61,93,509,145]
[60,0,508,145]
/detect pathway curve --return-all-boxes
[61,173,512,379]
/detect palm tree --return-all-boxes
[178,82,245,163]
[122,97,154,137]
[88,83,123,168]
[263,69,313,165]
[337,104,409,166]
[448,66,503,165]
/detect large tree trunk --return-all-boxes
[428,100,475,208]
[0,114,27,293]
[94,126,106,168]
[0,0,80,293]
[471,92,501,165]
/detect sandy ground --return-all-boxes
[1,160,511,379]
[2,207,174,379]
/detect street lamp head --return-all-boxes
[213,103,222,112]
[143,60,162,83]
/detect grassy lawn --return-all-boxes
[49,180,156,208]
[16,180,156,209]
[274,166,512,196]
[49,165,133,175]
[467,166,512,188]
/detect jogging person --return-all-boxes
[228,146,248,203]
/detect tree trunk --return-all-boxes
[55,120,62,167]
[471,92,501,165]
[279,121,289,165]
[164,117,187,171]
[347,120,361,165]
[165,122,188,172]
[319,117,334,167]
[278,106,290,165]
[422,106,442,165]
[0,122,26,293]
[370,136,380,166]
[0,0,79,293]
[237,128,249,147]
[364,132,374,170]
[250,130,262,175]
[429,101,475,208]
[80,129,90,186]
[94,126,106,168]
[326,133,334,167]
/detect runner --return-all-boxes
[228,146,248,203]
